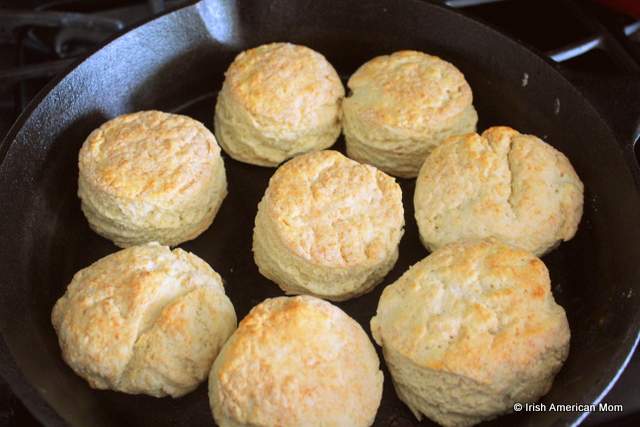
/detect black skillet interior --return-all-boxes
[1,0,640,426]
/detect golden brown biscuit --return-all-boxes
[51,243,237,397]
[371,239,570,426]
[343,50,478,178]
[209,296,383,427]
[214,43,344,166]
[252,150,404,301]
[414,126,584,255]
[78,111,227,247]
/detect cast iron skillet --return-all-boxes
[1,0,640,426]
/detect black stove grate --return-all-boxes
[1,0,192,114]
[449,0,640,70]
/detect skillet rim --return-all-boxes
[0,0,639,426]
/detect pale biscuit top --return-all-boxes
[414,126,584,255]
[211,296,382,427]
[345,50,473,131]
[222,43,344,129]
[262,150,404,268]
[79,111,221,201]
[371,239,570,385]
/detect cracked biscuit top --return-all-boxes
[261,150,404,268]
[345,50,473,131]
[414,126,584,255]
[51,243,236,397]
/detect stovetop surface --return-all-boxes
[1,1,639,426]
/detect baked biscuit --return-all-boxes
[252,150,404,301]
[214,42,344,166]
[51,243,237,398]
[342,50,478,178]
[209,296,383,427]
[78,110,227,248]
[371,239,570,427]
[414,126,584,255]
